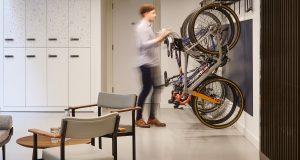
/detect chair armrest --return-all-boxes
[28,129,60,138]
[110,107,141,113]
[68,104,98,110]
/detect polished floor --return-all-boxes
[2,108,259,160]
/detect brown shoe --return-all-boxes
[147,118,166,127]
[135,119,150,128]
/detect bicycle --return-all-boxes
[163,2,244,129]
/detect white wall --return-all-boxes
[229,0,261,150]
[101,0,108,92]
[159,0,261,150]
[91,0,102,103]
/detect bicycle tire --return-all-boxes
[188,3,240,54]
[181,11,223,53]
[190,76,245,129]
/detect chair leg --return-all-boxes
[91,138,95,146]
[133,135,136,160]
[99,137,102,149]
[113,137,118,160]
[2,145,5,160]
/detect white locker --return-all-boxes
[47,0,69,47]
[26,0,47,47]
[3,48,26,106]
[3,0,25,47]
[69,48,91,106]
[47,48,68,107]
[25,48,47,106]
[69,0,91,47]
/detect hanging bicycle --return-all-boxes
[163,2,244,129]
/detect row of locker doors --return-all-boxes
[4,0,90,48]
[3,48,91,107]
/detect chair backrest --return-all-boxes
[97,92,137,109]
[61,113,119,139]
[0,115,12,130]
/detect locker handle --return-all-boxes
[70,55,79,58]
[48,55,58,58]
[70,38,80,41]
[4,55,14,58]
[48,38,57,41]
[5,38,14,41]
[27,38,36,41]
[26,55,36,58]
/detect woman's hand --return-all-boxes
[158,29,172,43]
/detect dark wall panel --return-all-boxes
[260,0,298,160]
[223,19,253,116]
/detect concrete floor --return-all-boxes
[1,108,259,160]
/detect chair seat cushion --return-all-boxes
[42,144,114,160]
[0,130,10,144]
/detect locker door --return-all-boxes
[69,0,91,47]
[3,48,26,106]
[25,48,47,106]
[26,0,47,47]
[47,48,69,107]
[3,0,25,47]
[69,48,91,106]
[47,0,69,47]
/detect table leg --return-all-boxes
[32,134,38,160]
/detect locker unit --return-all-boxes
[25,48,47,106]
[3,48,26,106]
[3,0,26,47]
[47,48,69,107]
[68,48,91,106]
[25,0,47,47]
[47,0,69,47]
[1,0,99,111]
[69,0,91,47]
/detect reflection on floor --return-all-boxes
[2,108,259,160]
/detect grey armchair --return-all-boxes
[0,115,13,160]
[69,92,139,160]
[29,113,120,160]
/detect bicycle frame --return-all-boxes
[166,26,225,107]
[185,28,224,92]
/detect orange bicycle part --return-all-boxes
[175,93,192,105]
[191,91,221,104]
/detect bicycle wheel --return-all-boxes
[181,11,222,53]
[190,76,244,129]
[188,3,240,54]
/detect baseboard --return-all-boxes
[235,120,245,134]
[260,152,270,160]
[235,120,260,149]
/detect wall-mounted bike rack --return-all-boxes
[245,0,253,12]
